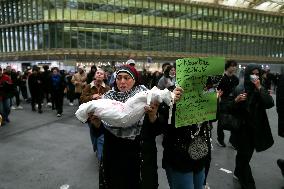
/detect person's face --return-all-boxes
[169,68,176,77]
[78,68,84,74]
[53,69,58,75]
[227,65,237,74]
[251,69,260,76]
[6,66,11,72]
[116,72,135,92]
[95,70,105,81]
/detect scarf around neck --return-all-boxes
[102,85,148,140]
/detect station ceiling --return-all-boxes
[183,0,284,14]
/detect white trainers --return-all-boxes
[57,114,62,117]
[69,102,74,106]
[204,183,210,189]
[16,105,23,110]
[11,106,16,110]
[47,102,52,107]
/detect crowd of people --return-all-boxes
[0,59,283,189]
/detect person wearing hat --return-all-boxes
[88,65,183,189]
[126,59,135,67]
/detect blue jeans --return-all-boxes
[165,166,205,189]
[0,98,11,123]
[88,123,104,161]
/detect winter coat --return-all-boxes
[233,64,274,152]
[71,72,87,93]
[0,74,13,100]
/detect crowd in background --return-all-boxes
[0,60,284,189]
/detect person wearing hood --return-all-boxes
[232,64,274,189]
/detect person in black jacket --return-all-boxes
[42,65,52,107]
[276,68,284,177]
[28,66,44,113]
[216,60,239,147]
[233,64,274,189]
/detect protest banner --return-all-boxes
[175,57,224,127]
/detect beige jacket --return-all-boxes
[71,72,87,93]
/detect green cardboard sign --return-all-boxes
[175,57,224,127]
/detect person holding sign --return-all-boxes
[161,57,224,189]
[232,64,274,189]
[162,105,211,189]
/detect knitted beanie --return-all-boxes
[116,65,139,81]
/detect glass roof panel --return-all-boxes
[185,0,284,14]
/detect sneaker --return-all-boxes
[57,114,62,117]
[216,140,226,147]
[69,102,74,106]
[277,159,284,177]
[47,102,52,107]
[11,106,16,110]
[233,174,239,181]
[204,183,210,189]
[16,105,23,110]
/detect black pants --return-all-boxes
[31,94,42,111]
[51,91,64,114]
[20,85,28,100]
[217,123,236,146]
[234,129,256,189]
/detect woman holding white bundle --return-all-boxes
[88,65,182,189]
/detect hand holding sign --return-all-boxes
[175,57,224,127]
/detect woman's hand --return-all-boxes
[92,94,102,100]
[144,101,159,123]
[235,93,247,103]
[173,86,184,103]
[217,89,223,98]
[252,78,261,90]
[88,112,101,128]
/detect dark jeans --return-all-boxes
[31,94,42,111]
[51,91,64,114]
[20,85,28,100]
[75,92,82,105]
[11,87,20,106]
[43,89,51,103]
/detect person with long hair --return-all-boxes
[233,64,274,189]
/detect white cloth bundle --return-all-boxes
[75,87,174,127]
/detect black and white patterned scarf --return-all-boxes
[102,85,148,140]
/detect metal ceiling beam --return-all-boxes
[248,0,267,8]
[279,5,284,13]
